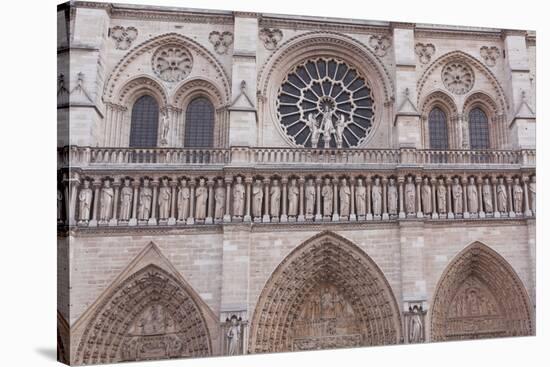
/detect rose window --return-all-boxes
[276,58,375,148]
[441,61,474,95]
[152,44,193,82]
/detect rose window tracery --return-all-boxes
[276,58,376,148]
[441,61,474,95]
[152,44,193,82]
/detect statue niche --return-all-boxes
[290,282,362,351]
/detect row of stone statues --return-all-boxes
[64,174,535,226]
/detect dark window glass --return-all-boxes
[129,95,159,147]
[184,97,215,147]
[469,107,490,149]
[428,107,449,149]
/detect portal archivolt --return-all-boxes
[249,231,402,353]
[430,242,534,341]
[74,264,212,365]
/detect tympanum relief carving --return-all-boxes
[480,46,500,67]
[110,26,138,50]
[208,31,234,54]
[368,35,391,57]
[415,43,436,64]
[259,28,283,50]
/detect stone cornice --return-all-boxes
[259,15,390,35]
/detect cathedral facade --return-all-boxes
[57,1,536,365]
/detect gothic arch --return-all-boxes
[417,50,508,114]
[419,90,458,149]
[73,244,216,365]
[103,32,231,104]
[258,31,394,148]
[463,91,500,116]
[430,242,534,342]
[249,231,402,353]
[116,75,169,108]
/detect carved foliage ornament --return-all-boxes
[441,61,475,95]
[368,35,391,57]
[277,57,375,148]
[208,31,234,54]
[415,43,436,64]
[152,44,193,82]
[110,26,138,50]
[259,28,283,50]
[480,46,501,67]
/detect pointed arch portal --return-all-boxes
[430,242,534,341]
[75,264,212,365]
[249,231,402,353]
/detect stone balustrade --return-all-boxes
[58,169,536,228]
[58,146,536,168]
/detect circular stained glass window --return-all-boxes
[276,58,375,148]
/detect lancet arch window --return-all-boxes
[129,95,160,147]
[184,97,215,147]
[468,107,490,149]
[428,107,449,150]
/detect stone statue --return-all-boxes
[421,178,432,214]
[388,178,398,215]
[482,178,493,213]
[252,179,263,218]
[355,179,366,216]
[158,178,171,220]
[288,178,299,216]
[339,178,351,217]
[195,178,208,220]
[138,179,152,220]
[405,176,416,214]
[78,180,93,222]
[306,113,321,148]
[529,176,536,214]
[305,178,315,216]
[233,176,245,217]
[497,177,508,212]
[99,180,114,222]
[372,177,382,216]
[214,179,225,219]
[408,306,423,343]
[226,316,241,356]
[321,178,333,216]
[57,189,63,222]
[335,114,346,148]
[467,177,478,214]
[513,177,523,213]
[270,179,281,217]
[452,177,463,214]
[177,179,190,221]
[321,105,335,136]
[436,178,446,214]
[160,112,170,144]
[119,178,133,221]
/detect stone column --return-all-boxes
[186,179,195,224]
[168,180,177,225]
[89,181,101,227]
[263,178,270,223]
[492,176,500,218]
[462,177,469,219]
[148,179,158,225]
[205,179,214,224]
[280,177,288,223]
[431,178,438,219]
[315,178,322,221]
[446,178,454,219]
[332,178,340,221]
[109,179,120,226]
[382,177,389,220]
[477,177,485,218]
[244,177,252,223]
[395,177,404,219]
[129,180,139,226]
[350,178,356,221]
[507,177,515,218]
[413,176,421,218]
[298,178,305,222]
[366,177,373,220]
[224,177,232,222]
[523,176,532,216]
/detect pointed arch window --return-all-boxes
[469,107,490,149]
[184,97,215,147]
[129,95,159,147]
[428,107,449,149]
